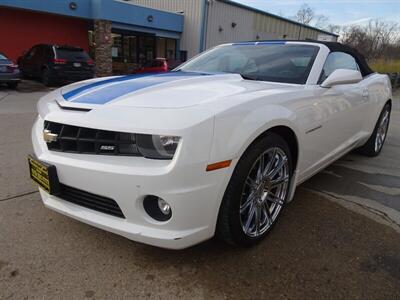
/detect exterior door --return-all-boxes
[21,46,37,76]
[298,52,367,180]
[31,45,45,77]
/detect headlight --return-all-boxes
[136,134,181,159]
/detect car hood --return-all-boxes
[57,71,302,110]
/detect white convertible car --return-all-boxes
[29,41,392,249]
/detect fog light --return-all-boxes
[143,195,172,221]
[158,198,171,215]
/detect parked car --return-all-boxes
[29,41,392,249]
[133,58,169,74]
[0,52,20,89]
[133,58,182,74]
[18,44,94,86]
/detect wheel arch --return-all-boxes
[386,98,392,109]
[212,122,301,216]
[262,126,299,172]
[214,124,301,242]
[210,106,303,233]
[235,122,301,173]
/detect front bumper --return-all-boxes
[0,71,20,82]
[32,116,233,249]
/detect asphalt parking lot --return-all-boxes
[1,81,399,299]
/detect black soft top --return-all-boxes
[311,41,374,76]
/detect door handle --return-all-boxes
[362,89,369,98]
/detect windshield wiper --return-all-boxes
[240,74,260,81]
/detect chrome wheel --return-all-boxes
[239,147,289,237]
[375,109,389,152]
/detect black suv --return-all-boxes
[18,44,94,86]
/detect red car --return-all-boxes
[133,58,168,74]
[133,58,182,74]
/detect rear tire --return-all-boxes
[41,68,54,87]
[21,69,30,79]
[357,103,391,157]
[217,133,292,246]
[6,82,18,89]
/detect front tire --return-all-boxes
[357,103,391,157]
[217,133,292,246]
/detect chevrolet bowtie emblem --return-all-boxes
[43,129,58,143]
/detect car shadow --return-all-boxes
[0,79,57,93]
[71,188,399,298]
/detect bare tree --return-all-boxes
[314,14,329,29]
[295,4,314,25]
[294,4,329,29]
[326,24,341,35]
[340,19,400,60]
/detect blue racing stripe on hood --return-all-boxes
[62,71,212,105]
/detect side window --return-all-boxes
[319,52,359,83]
[34,46,43,60]
[26,47,37,59]
[44,46,53,60]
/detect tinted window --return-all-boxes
[320,52,359,82]
[0,53,7,60]
[26,47,38,59]
[152,60,164,67]
[44,46,53,58]
[56,48,89,61]
[179,43,319,84]
[143,60,164,68]
[34,46,45,59]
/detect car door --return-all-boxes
[321,52,369,140]
[31,45,45,77]
[21,46,37,76]
[299,52,368,180]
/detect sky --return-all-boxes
[233,0,400,27]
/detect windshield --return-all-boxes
[142,60,164,68]
[178,43,319,84]
[56,48,89,61]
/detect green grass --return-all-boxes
[370,59,400,73]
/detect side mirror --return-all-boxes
[321,69,362,88]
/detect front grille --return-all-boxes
[44,121,141,156]
[58,183,125,218]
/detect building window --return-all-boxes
[156,37,166,58]
[138,36,156,64]
[112,33,123,61]
[156,37,176,60]
[123,36,138,63]
[89,29,177,73]
[166,38,176,59]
